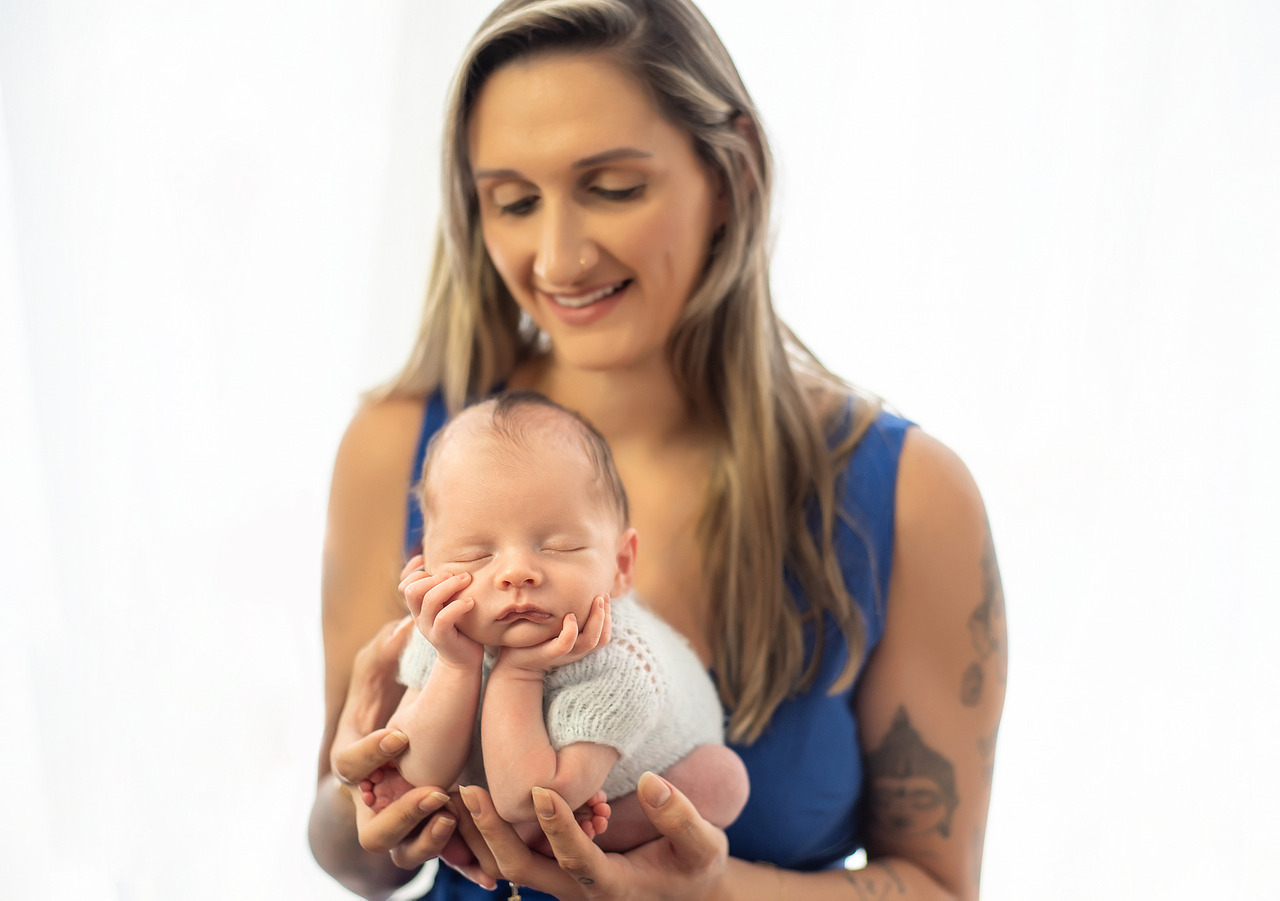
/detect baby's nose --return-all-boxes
[495,553,542,590]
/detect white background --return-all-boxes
[2,1,1277,898]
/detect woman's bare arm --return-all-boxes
[307,396,446,898]
[848,427,1008,900]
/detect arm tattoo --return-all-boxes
[842,861,907,898]
[866,707,959,839]
[978,728,998,785]
[960,527,1008,706]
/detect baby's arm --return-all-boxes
[385,662,481,789]
[482,596,617,823]
[388,566,485,790]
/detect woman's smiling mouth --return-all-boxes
[548,280,631,309]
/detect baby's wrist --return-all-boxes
[434,654,481,676]
[492,653,552,680]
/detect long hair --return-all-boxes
[377,0,880,743]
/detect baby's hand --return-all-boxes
[500,595,611,674]
[400,562,483,669]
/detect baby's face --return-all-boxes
[420,432,633,649]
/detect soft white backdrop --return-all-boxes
[2,1,1277,898]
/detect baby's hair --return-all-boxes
[418,390,630,527]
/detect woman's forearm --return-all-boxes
[308,775,420,901]
[719,856,963,901]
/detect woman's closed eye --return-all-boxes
[497,195,539,216]
[592,184,645,202]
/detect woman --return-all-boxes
[308,1,1006,898]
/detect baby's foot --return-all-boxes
[575,789,611,840]
[521,790,613,857]
[360,763,416,813]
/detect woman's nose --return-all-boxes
[533,204,597,287]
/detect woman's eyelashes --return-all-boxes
[592,184,645,202]
[491,181,647,216]
[498,195,538,216]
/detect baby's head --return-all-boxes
[416,391,637,648]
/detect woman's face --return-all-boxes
[468,51,721,374]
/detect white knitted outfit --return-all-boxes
[397,594,725,799]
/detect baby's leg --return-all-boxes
[359,684,433,812]
[594,745,750,853]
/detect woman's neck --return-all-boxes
[511,354,698,448]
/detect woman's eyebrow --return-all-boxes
[472,147,653,181]
[572,147,652,169]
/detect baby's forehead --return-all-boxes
[437,408,586,467]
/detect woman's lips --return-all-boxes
[547,279,631,309]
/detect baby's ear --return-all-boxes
[612,527,639,595]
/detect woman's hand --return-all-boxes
[456,772,728,900]
[329,616,462,870]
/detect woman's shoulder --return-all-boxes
[330,393,430,513]
[895,427,986,537]
[340,393,429,450]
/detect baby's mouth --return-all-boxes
[497,606,553,623]
[550,280,630,309]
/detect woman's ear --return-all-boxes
[712,114,760,231]
[612,527,639,595]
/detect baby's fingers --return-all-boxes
[578,595,611,650]
[399,553,425,582]
[403,571,469,618]
[553,613,580,655]
[432,595,476,633]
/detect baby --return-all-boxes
[365,391,748,852]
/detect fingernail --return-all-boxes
[429,815,456,840]
[379,731,408,754]
[420,791,449,812]
[531,786,554,818]
[458,785,480,815]
[639,772,671,808]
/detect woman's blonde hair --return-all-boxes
[379,0,880,743]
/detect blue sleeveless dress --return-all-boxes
[401,392,913,899]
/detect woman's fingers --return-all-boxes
[529,786,617,893]
[459,785,582,897]
[331,728,408,785]
[355,616,414,671]
[634,772,728,875]
[445,790,502,890]
[334,618,413,750]
[356,787,451,856]
[389,798,461,870]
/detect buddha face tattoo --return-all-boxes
[866,707,959,839]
